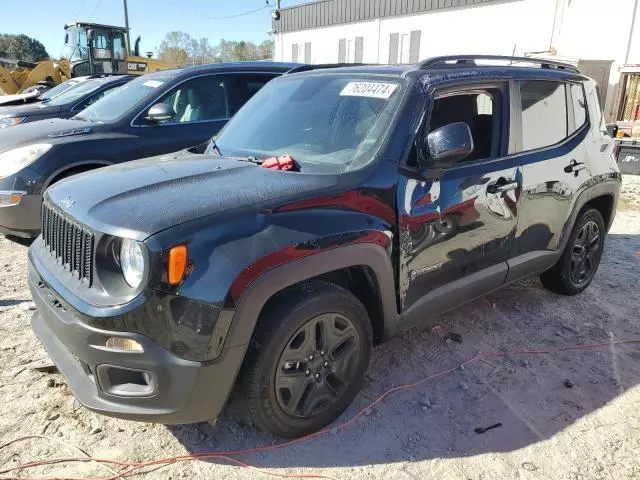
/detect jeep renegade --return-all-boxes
[28,56,621,438]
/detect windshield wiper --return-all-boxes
[236,156,262,165]
[209,139,223,157]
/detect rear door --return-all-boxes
[131,74,232,157]
[399,80,522,321]
[506,79,591,280]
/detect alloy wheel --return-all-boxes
[569,220,601,285]
[274,313,361,419]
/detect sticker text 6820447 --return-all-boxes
[340,82,398,99]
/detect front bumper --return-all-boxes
[29,259,246,424]
[0,192,42,238]
[0,173,42,238]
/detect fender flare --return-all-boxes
[559,178,620,252]
[222,243,400,350]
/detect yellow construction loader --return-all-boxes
[0,21,174,95]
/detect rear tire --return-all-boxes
[540,208,605,295]
[240,280,373,438]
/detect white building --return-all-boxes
[272,0,640,124]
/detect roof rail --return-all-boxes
[419,55,580,74]
[285,63,371,74]
[87,73,132,78]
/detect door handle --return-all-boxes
[564,159,586,174]
[487,178,519,194]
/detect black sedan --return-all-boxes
[0,76,90,107]
[0,75,134,128]
[0,61,299,241]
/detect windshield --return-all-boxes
[77,74,174,123]
[38,79,86,101]
[212,74,404,172]
[46,78,105,106]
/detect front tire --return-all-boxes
[540,208,605,295]
[241,280,373,438]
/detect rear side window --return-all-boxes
[519,81,567,151]
[570,83,587,133]
[228,74,279,114]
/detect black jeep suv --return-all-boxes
[0,62,298,240]
[29,56,621,438]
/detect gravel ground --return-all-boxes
[1,176,639,480]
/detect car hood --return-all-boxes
[45,154,338,240]
[0,90,41,106]
[0,102,62,118]
[0,118,103,152]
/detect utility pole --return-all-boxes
[123,0,131,53]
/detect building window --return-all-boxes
[304,42,311,63]
[389,31,421,64]
[338,37,363,63]
[292,43,305,63]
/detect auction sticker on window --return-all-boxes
[143,80,164,88]
[340,82,398,99]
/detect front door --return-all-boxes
[398,81,522,324]
[507,79,591,280]
[132,74,232,157]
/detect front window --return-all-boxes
[61,26,89,62]
[76,73,176,123]
[213,74,405,172]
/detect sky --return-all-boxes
[2,0,308,59]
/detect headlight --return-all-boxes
[0,116,27,128]
[0,144,52,178]
[120,238,146,288]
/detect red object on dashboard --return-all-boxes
[261,155,295,171]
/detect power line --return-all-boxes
[74,0,88,21]
[181,1,274,21]
[88,0,103,23]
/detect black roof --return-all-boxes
[84,74,136,85]
[149,61,303,81]
[284,56,586,81]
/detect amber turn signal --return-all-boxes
[168,245,188,285]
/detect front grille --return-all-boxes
[41,202,94,286]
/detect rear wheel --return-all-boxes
[540,208,605,295]
[241,280,372,438]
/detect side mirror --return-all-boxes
[145,103,175,123]
[605,123,619,138]
[426,122,474,168]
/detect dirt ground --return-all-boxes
[1,177,639,480]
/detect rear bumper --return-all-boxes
[29,259,246,424]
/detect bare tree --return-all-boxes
[157,31,191,66]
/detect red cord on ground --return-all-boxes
[1,339,638,480]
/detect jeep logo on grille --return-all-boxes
[60,196,75,209]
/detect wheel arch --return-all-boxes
[223,243,400,353]
[44,160,112,190]
[569,178,620,237]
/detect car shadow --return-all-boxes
[0,299,31,307]
[167,232,640,468]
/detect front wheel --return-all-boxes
[540,208,605,295]
[240,280,373,438]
